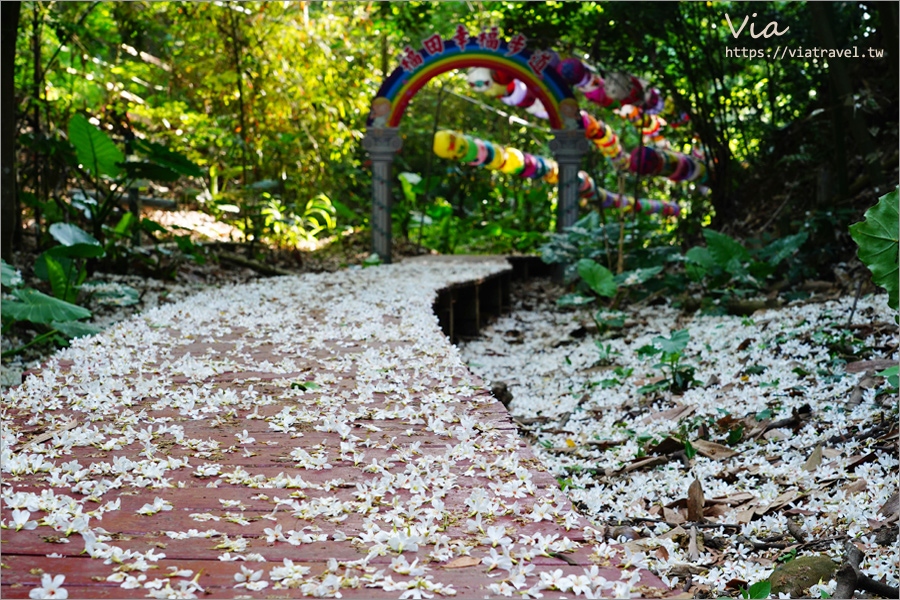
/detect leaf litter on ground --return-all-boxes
[460,278,898,598]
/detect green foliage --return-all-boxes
[556,293,595,308]
[683,229,808,304]
[48,223,105,256]
[62,114,201,243]
[542,212,679,282]
[68,113,124,179]
[877,365,899,391]
[1,260,23,288]
[777,548,798,563]
[32,224,103,303]
[849,187,899,312]
[654,329,691,355]
[132,139,203,178]
[577,259,617,298]
[637,329,697,394]
[2,288,91,324]
[594,341,621,366]
[362,253,383,268]
[291,381,321,391]
[740,581,771,600]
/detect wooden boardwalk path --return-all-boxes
[1,258,669,599]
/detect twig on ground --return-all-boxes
[834,542,900,599]
[826,420,890,446]
[735,535,789,551]
[787,519,807,543]
[834,542,863,599]
[858,574,900,598]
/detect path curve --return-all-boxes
[1,258,669,599]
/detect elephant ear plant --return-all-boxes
[67,113,201,242]
[849,186,899,387]
[1,258,99,358]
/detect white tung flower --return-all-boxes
[11,509,38,531]
[234,565,265,588]
[29,574,68,599]
[137,497,173,516]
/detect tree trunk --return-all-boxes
[1,1,22,258]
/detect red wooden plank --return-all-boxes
[2,261,669,599]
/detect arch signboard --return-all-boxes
[363,26,587,262]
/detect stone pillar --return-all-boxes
[362,128,402,263]
[549,129,589,231]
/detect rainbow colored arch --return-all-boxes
[367,34,581,130]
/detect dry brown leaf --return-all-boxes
[736,509,756,524]
[688,526,700,562]
[878,492,899,518]
[842,478,868,494]
[708,492,756,506]
[734,499,760,523]
[687,479,705,522]
[655,546,670,561]
[640,403,695,425]
[649,436,684,455]
[881,429,899,442]
[803,445,823,471]
[758,489,803,515]
[669,563,705,577]
[633,375,666,388]
[750,421,774,440]
[783,507,817,516]
[703,504,729,518]
[692,439,739,460]
[664,507,686,524]
[725,578,748,591]
[660,526,687,542]
[443,556,481,569]
[845,358,897,373]
[621,455,668,473]
[16,419,78,453]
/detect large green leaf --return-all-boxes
[757,232,808,266]
[1,259,22,288]
[654,329,691,354]
[556,293,595,307]
[52,320,102,339]
[703,230,749,269]
[577,259,618,297]
[47,223,105,258]
[68,113,123,178]
[133,138,202,178]
[614,266,663,287]
[684,246,716,270]
[43,255,74,302]
[34,253,71,281]
[849,188,899,312]
[2,288,91,324]
[49,222,100,247]
[746,581,771,599]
